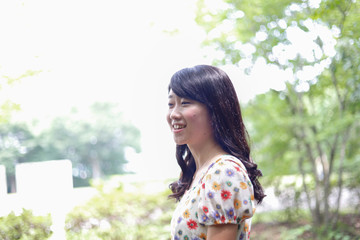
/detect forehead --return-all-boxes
[168,89,173,96]
[168,89,194,101]
[168,89,177,98]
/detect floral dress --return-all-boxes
[170,155,256,240]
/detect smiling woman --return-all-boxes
[167,91,212,147]
[166,65,265,240]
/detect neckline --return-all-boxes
[183,155,239,198]
[191,154,231,188]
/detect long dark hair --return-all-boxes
[168,65,265,203]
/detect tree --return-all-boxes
[0,69,39,124]
[0,123,38,192]
[196,0,360,233]
[0,102,141,190]
[0,69,42,192]
[35,102,141,186]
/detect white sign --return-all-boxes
[16,159,73,197]
[16,160,74,239]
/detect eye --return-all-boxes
[181,101,191,105]
[168,102,174,108]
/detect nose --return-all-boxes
[169,106,181,120]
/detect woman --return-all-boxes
[167,65,265,240]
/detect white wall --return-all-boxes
[0,165,6,197]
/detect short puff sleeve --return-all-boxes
[196,158,255,226]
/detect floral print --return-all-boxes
[183,209,190,219]
[234,199,242,209]
[171,155,256,240]
[220,190,232,200]
[187,219,198,230]
[212,182,221,191]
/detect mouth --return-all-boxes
[173,124,186,130]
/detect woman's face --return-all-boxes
[167,89,213,147]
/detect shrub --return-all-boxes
[65,180,176,240]
[0,209,52,240]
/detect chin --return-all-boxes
[173,138,187,146]
[174,141,187,146]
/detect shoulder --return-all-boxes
[196,155,256,226]
[207,155,248,176]
[200,155,251,189]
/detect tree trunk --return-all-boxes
[90,158,101,179]
[332,126,351,226]
[7,174,16,193]
[286,87,323,225]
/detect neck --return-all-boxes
[188,139,227,172]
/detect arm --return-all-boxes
[207,224,238,240]
[199,158,255,240]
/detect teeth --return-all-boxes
[174,124,185,129]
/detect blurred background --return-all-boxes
[0,0,359,239]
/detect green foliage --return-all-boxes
[65,180,175,240]
[0,69,44,191]
[253,210,359,239]
[0,123,38,175]
[280,224,312,240]
[314,228,353,240]
[0,69,41,124]
[253,208,310,225]
[39,103,140,179]
[0,101,141,190]
[0,101,20,124]
[0,122,40,192]
[196,0,360,230]
[245,91,298,179]
[0,209,52,240]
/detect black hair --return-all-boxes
[168,65,265,203]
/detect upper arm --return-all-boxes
[197,158,255,239]
[207,224,238,240]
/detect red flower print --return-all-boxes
[235,166,240,172]
[221,190,232,200]
[187,219,198,230]
[202,183,205,189]
[220,215,226,223]
[202,206,209,214]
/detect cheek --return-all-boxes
[185,112,198,123]
[190,113,210,128]
[166,113,171,126]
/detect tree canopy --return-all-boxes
[0,102,141,191]
[0,69,39,124]
[196,0,360,233]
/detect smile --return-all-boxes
[173,124,186,130]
